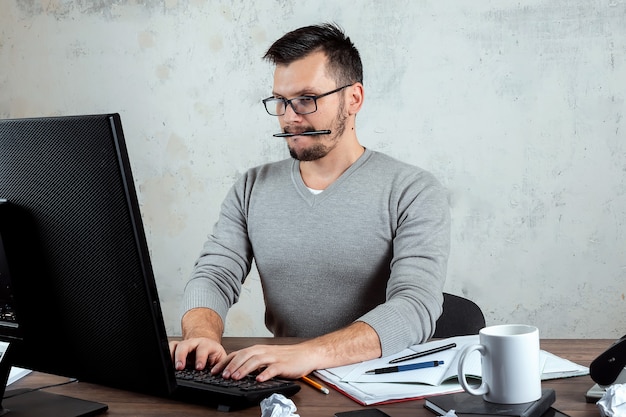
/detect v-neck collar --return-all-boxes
[290,148,373,206]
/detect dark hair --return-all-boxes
[263,23,363,86]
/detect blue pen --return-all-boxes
[364,360,444,375]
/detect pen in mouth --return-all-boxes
[272,130,331,137]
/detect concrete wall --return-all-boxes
[1,0,624,339]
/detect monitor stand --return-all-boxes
[0,345,107,417]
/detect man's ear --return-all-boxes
[346,82,364,115]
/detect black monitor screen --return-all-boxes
[0,114,176,401]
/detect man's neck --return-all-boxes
[299,139,365,190]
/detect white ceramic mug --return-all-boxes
[457,324,542,404]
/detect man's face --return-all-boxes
[271,51,348,161]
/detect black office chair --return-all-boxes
[433,292,486,338]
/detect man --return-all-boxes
[170,23,450,383]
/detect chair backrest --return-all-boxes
[433,292,486,338]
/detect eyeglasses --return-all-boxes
[262,84,353,116]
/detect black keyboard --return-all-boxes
[174,368,301,411]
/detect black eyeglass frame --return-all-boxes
[262,83,354,116]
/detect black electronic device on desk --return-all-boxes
[585,334,626,402]
[0,114,299,415]
[175,368,300,409]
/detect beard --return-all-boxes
[287,105,348,162]
[288,142,325,161]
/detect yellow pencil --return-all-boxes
[300,375,330,394]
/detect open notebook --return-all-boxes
[314,335,589,406]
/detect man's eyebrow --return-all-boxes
[271,88,319,98]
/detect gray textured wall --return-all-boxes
[1,0,624,339]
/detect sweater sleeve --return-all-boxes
[181,174,253,325]
[357,171,451,356]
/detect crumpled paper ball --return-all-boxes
[598,384,626,417]
[260,393,300,417]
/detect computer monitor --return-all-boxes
[0,114,177,416]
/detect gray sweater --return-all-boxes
[183,148,450,356]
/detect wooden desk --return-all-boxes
[6,338,611,417]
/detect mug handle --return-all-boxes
[457,344,489,396]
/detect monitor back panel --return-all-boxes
[0,114,176,396]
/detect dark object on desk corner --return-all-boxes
[335,408,391,417]
[585,334,626,403]
[433,293,486,338]
[589,334,626,386]
[424,388,555,417]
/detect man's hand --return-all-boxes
[212,321,382,382]
[169,337,227,370]
[170,307,226,370]
[211,343,321,382]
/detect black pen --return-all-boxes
[365,360,444,375]
[388,342,456,364]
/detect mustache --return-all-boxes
[272,129,331,138]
